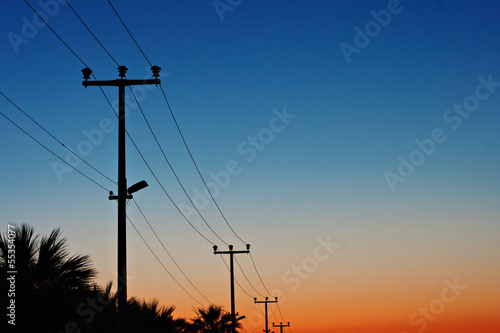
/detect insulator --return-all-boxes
[118,65,128,78]
[82,67,92,80]
[151,65,161,78]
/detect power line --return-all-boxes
[0,91,116,186]
[234,256,266,299]
[1,92,214,311]
[20,1,216,303]
[219,256,254,299]
[22,1,292,325]
[0,109,110,192]
[105,0,246,245]
[126,215,206,307]
[107,0,152,67]
[241,321,255,333]
[18,2,222,313]
[132,199,213,305]
[249,253,273,296]
[59,2,223,247]
[269,303,280,323]
[256,303,265,317]
[124,125,217,246]
[85,75,218,246]
[159,84,247,245]
[103,5,294,324]
[129,87,229,246]
[276,304,292,333]
[24,0,88,67]
[64,0,120,66]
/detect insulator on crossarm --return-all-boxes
[82,67,92,80]
[151,65,161,78]
[118,66,128,79]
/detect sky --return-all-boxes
[1,0,500,332]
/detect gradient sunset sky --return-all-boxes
[1,0,500,332]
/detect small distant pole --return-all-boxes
[82,65,160,333]
[214,244,251,333]
[273,322,290,333]
[254,297,278,333]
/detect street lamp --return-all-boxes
[127,180,148,194]
[109,180,148,200]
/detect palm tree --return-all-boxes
[190,304,241,333]
[128,297,187,333]
[84,281,118,333]
[0,224,97,332]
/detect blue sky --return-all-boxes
[1,1,500,331]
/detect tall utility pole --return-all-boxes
[254,297,278,333]
[82,65,160,333]
[273,322,290,333]
[214,244,251,333]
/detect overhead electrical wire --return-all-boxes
[21,1,220,305]
[106,0,152,67]
[158,85,248,246]
[28,0,220,247]
[124,127,218,246]
[242,320,255,333]
[219,256,254,299]
[24,0,88,68]
[0,108,110,192]
[126,215,206,307]
[129,88,229,246]
[132,199,213,305]
[269,303,280,324]
[23,1,291,327]
[234,256,267,299]
[276,303,292,333]
[104,3,293,325]
[64,0,120,67]
[60,0,224,247]
[105,0,247,246]
[249,253,273,296]
[0,91,116,186]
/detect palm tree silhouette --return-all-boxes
[190,304,241,333]
[0,224,96,332]
[84,281,118,332]
[128,297,187,333]
[0,225,245,333]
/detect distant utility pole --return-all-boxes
[214,244,251,333]
[273,322,290,333]
[254,296,278,333]
[82,65,160,333]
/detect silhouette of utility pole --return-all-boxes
[214,244,251,333]
[273,322,290,333]
[82,65,160,333]
[254,297,278,333]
